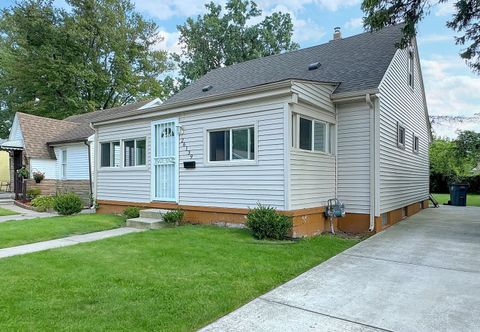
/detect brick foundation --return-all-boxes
[26,179,91,205]
[96,199,429,237]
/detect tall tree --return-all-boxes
[174,0,299,84]
[361,0,480,73]
[0,0,172,136]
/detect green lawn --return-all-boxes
[0,225,357,331]
[0,207,18,216]
[0,214,125,249]
[432,193,480,207]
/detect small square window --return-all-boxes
[100,141,120,167]
[397,122,406,149]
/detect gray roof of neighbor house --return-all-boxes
[8,99,156,159]
[91,25,404,124]
[47,99,155,145]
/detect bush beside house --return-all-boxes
[53,192,83,215]
[246,204,293,240]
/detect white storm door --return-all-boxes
[151,119,178,202]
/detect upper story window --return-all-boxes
[101,141,120,167]
[397,122,406,149]
[209,126,255,162]
[408,50,414,89]
[413,134,419,153]
[296,115,333,154]
[124,138,146,167]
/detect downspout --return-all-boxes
[84,140,93,209]
[366,93,376,231]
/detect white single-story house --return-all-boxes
[92,25,431,236]
[1,99,161,203]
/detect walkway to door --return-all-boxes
[201,206,480,332]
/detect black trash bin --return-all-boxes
[449,183,469,206]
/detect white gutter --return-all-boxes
[366,93,377,231]
[89,122,99,206]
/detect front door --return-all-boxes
[151,119,178,202]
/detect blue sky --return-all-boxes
[1,0,480,126]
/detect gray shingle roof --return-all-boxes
[65,99,153,124]
[163,24,404,106]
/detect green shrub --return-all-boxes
[246,203,293,240]
[123,207,140,219]
[26,187,42,200]
[31,195,55,212]
[162,209,184,224]
[53,192,83,215]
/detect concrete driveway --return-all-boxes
[201,206,480,332]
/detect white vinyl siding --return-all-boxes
[289,98,336,210]
[96,120,151,202]
[336,102,371,214]
[378,45,430,213]
[179,100,286,209]
[95,98,287,208]
[30,158,56,180]
[53,144,90,180]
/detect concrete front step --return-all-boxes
[126,217,166,230]
[139,208,171,219]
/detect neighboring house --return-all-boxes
[0,140,10,189]
[0,99,161,203]
[91,25,431,236]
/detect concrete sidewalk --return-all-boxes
[201,206,480,332]
[0,203,56,223]
[0,227,143,259]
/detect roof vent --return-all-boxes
[333,26,342,40]
[202,85,213,92]
[308,62,321,71]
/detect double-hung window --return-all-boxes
[100,141,120,167]
[209,126,255,162]
[124,138,146,167]
[408,50,414,88]
[297,116,332,154]
[61,149,67,179]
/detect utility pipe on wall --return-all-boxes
[366,93,376,231]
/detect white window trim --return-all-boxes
[99,141,121,168]
[123,137,147,168]
[408,49,414,90]
[292,113,334,156]
[397,122,406,149]
[205,124,258,166]
[61,149,67,179]
[412,134,419,154]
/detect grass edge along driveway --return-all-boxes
[0,207,19,216]
[0,214,125,249]
[0,225,357,331]
[432,193,480,207]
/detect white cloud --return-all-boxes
[422,56,480,120]
[435,1,456,16]
[153,30,182,55]
[418,33,453,44]
[344,17,363,30]
[132,0,208,20]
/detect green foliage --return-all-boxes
[361,0,480,73]
[123,207,140,219]
[246,203,293,240]
[53,192,83,215]
[16,166,29,179]
[26,187,42,200]
[174,0,299,84]
[162,209,184,224]
[0,0,173,137]
[31,195,55,212]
